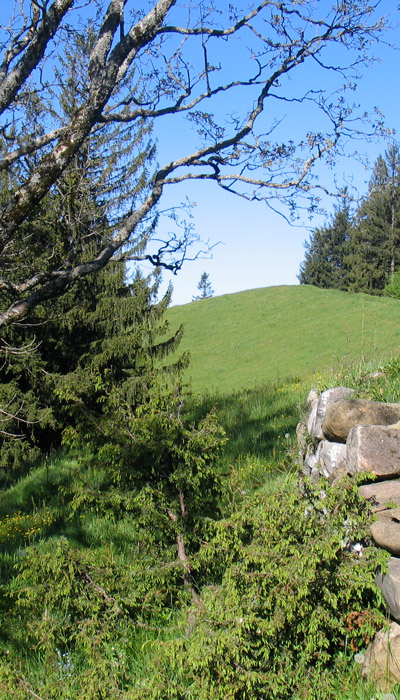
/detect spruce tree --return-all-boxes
[298,199,352,290]
[347,144,400,293]
[0,30,160,476]
[193,272,214,300]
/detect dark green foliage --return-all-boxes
[348,144,400,293]
[0,28,156,477]
[0,394,226,698]
[298,199,353,290]
[0,360,397,698]
[132,476,388,700]
[59,382,226,591]
[0,265,183,479]
[299,145,400,294]
[384,269,400,298]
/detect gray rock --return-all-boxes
[309,387,354,440]
[305,389,319,436]
[304,452,318,475]
[314,439,347,477]
[371,510,400,555]
[306,401,318,437]
[347,425,400,478]
[323,399,400,443]
[376,557,400,622]
[361,621,400,690]
[359,481,400,512]
[296,421,308,465]
[310,466,320,484]
[306,388,320,406]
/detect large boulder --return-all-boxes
[307,387,354,440]
[370,510,400,556]
[347,425,400,478]
[361,622,400,690]
[359,481,400,512]
[322,399,400,443]
[376,557,400,621]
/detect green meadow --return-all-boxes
[167,284,400,393]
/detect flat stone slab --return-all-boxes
[359,481,400,512]
[371,509,400,555]
[347,425,400,478]
[323,399,400,443]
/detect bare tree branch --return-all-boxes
[0,0,394,331]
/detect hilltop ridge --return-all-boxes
[166,285,400,393]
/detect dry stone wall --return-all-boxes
[298,387,400,691]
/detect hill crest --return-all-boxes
[166,285,400,394]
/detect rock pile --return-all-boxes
[298,387,400,690]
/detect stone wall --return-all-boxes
[298,387,400,691]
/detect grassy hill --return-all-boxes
[167,284,400,394]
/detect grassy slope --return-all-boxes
[167,284,400,393]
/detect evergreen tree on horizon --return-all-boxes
[346,144,400,294]
[298,197,353,290]
[298,145,400,294]
[193,272,214,301]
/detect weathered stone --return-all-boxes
[306,401,318,437]
[314,439,347,478]
[371,510,400,555]
[347,425,400,478]
[376,558,400,622]
[322,399,400,442]
[310,467,320,484]
[309,387,354,440]
[322,399,400,443]
[305,389,319,436]
[361,622,400,690]
[305,452,318,474]
[296,421,308,465]
[306,388,319,405]
[359,481,400,512]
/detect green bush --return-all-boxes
[132,476,388,700]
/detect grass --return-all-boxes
[4,312,400,696]
[167,285,400,394]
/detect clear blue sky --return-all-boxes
[140,4,400,307]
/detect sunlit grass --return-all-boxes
[167,285,400,394]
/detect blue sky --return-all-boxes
[1,1,398,307]
[142,3,400,307]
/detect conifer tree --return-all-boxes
[0,30,169,476]
[298,199,353,291]
[193,272,214,301]
[346,144,400,293]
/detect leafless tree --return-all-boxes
[0,0,393,329]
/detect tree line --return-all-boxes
[298,144,400,296]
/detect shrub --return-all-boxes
[131,475,389,700]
